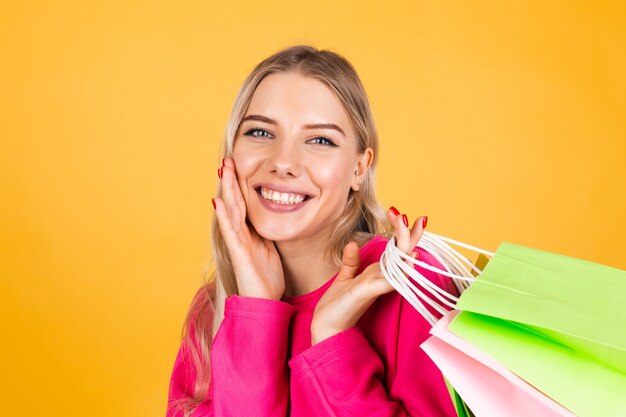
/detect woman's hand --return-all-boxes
[212,158,285,300]
[310,208,427,344]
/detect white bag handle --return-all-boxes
[380,231,494,326]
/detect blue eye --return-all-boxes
[308,136,338,147]
[244,128,273,139]
[242,128,337,147]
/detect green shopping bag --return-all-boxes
[452,386,474,417]
[448,241,626,417]
[444,377,473,417]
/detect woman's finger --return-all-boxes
[335,241,360,282]
[222,158,247,217]
[387,207,411,253]
[400,217,428,278]
[212,197,244,255]
[385,206,400,227]
[407,215,427,256]
[220,159,245,228]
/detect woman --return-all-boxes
[167,44,458,417]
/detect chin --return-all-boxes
[249,218,302,242]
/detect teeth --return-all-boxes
[260,187,307,205]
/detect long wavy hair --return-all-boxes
[170,44,393,416]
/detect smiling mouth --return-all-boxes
[255,186,312,205]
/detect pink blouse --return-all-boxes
[167,234,458,416]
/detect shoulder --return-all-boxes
[358,233,390,263]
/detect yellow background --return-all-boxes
[1,1,624,416]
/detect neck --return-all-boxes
[275,225,341,298]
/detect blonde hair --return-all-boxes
[170,44,392,416]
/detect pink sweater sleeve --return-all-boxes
[287,247,457,417]
[167,294,295,416]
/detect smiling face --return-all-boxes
[232,71,372,243]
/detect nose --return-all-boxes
[266,137,302,178]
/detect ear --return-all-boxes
[351,147,374,191]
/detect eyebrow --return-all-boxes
[241,114,346,137]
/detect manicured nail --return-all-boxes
[217,167,222,179]
[390,206,400,216]
[212,198,216,209]
[422,216,428,229]
[221,158,225,167]
[402,214,408,227]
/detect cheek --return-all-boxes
[232,146,262,195]
[315,160,351,198]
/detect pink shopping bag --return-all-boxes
[420,311,576,417]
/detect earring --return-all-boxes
[352,170,361,191]
[352,169,361,191]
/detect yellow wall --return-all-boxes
[1,1,624,416]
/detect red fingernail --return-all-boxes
[402,214,408,227]
[212,198,216,209]
[422,216,428,229]
[217,167,222,179]
[221,158,225,167]
[390,206,400,216]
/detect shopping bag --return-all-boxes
[450,386,472,417]
[455,241,626,369]
[381,232,626,417]
[380,231,491,326]
[447,241,626,417]
[422,310,577,417]
[441,377,472,417]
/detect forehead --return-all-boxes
[245,72,353,135]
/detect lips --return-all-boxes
[254,184,313,203]
[253,183,313,195]
[253,183,314,210]
[259,187,308,204]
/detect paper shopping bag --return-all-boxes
[448,241,626,417]
[422,310,576,417]
[450,387,472,417]
[442,378,472,417]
